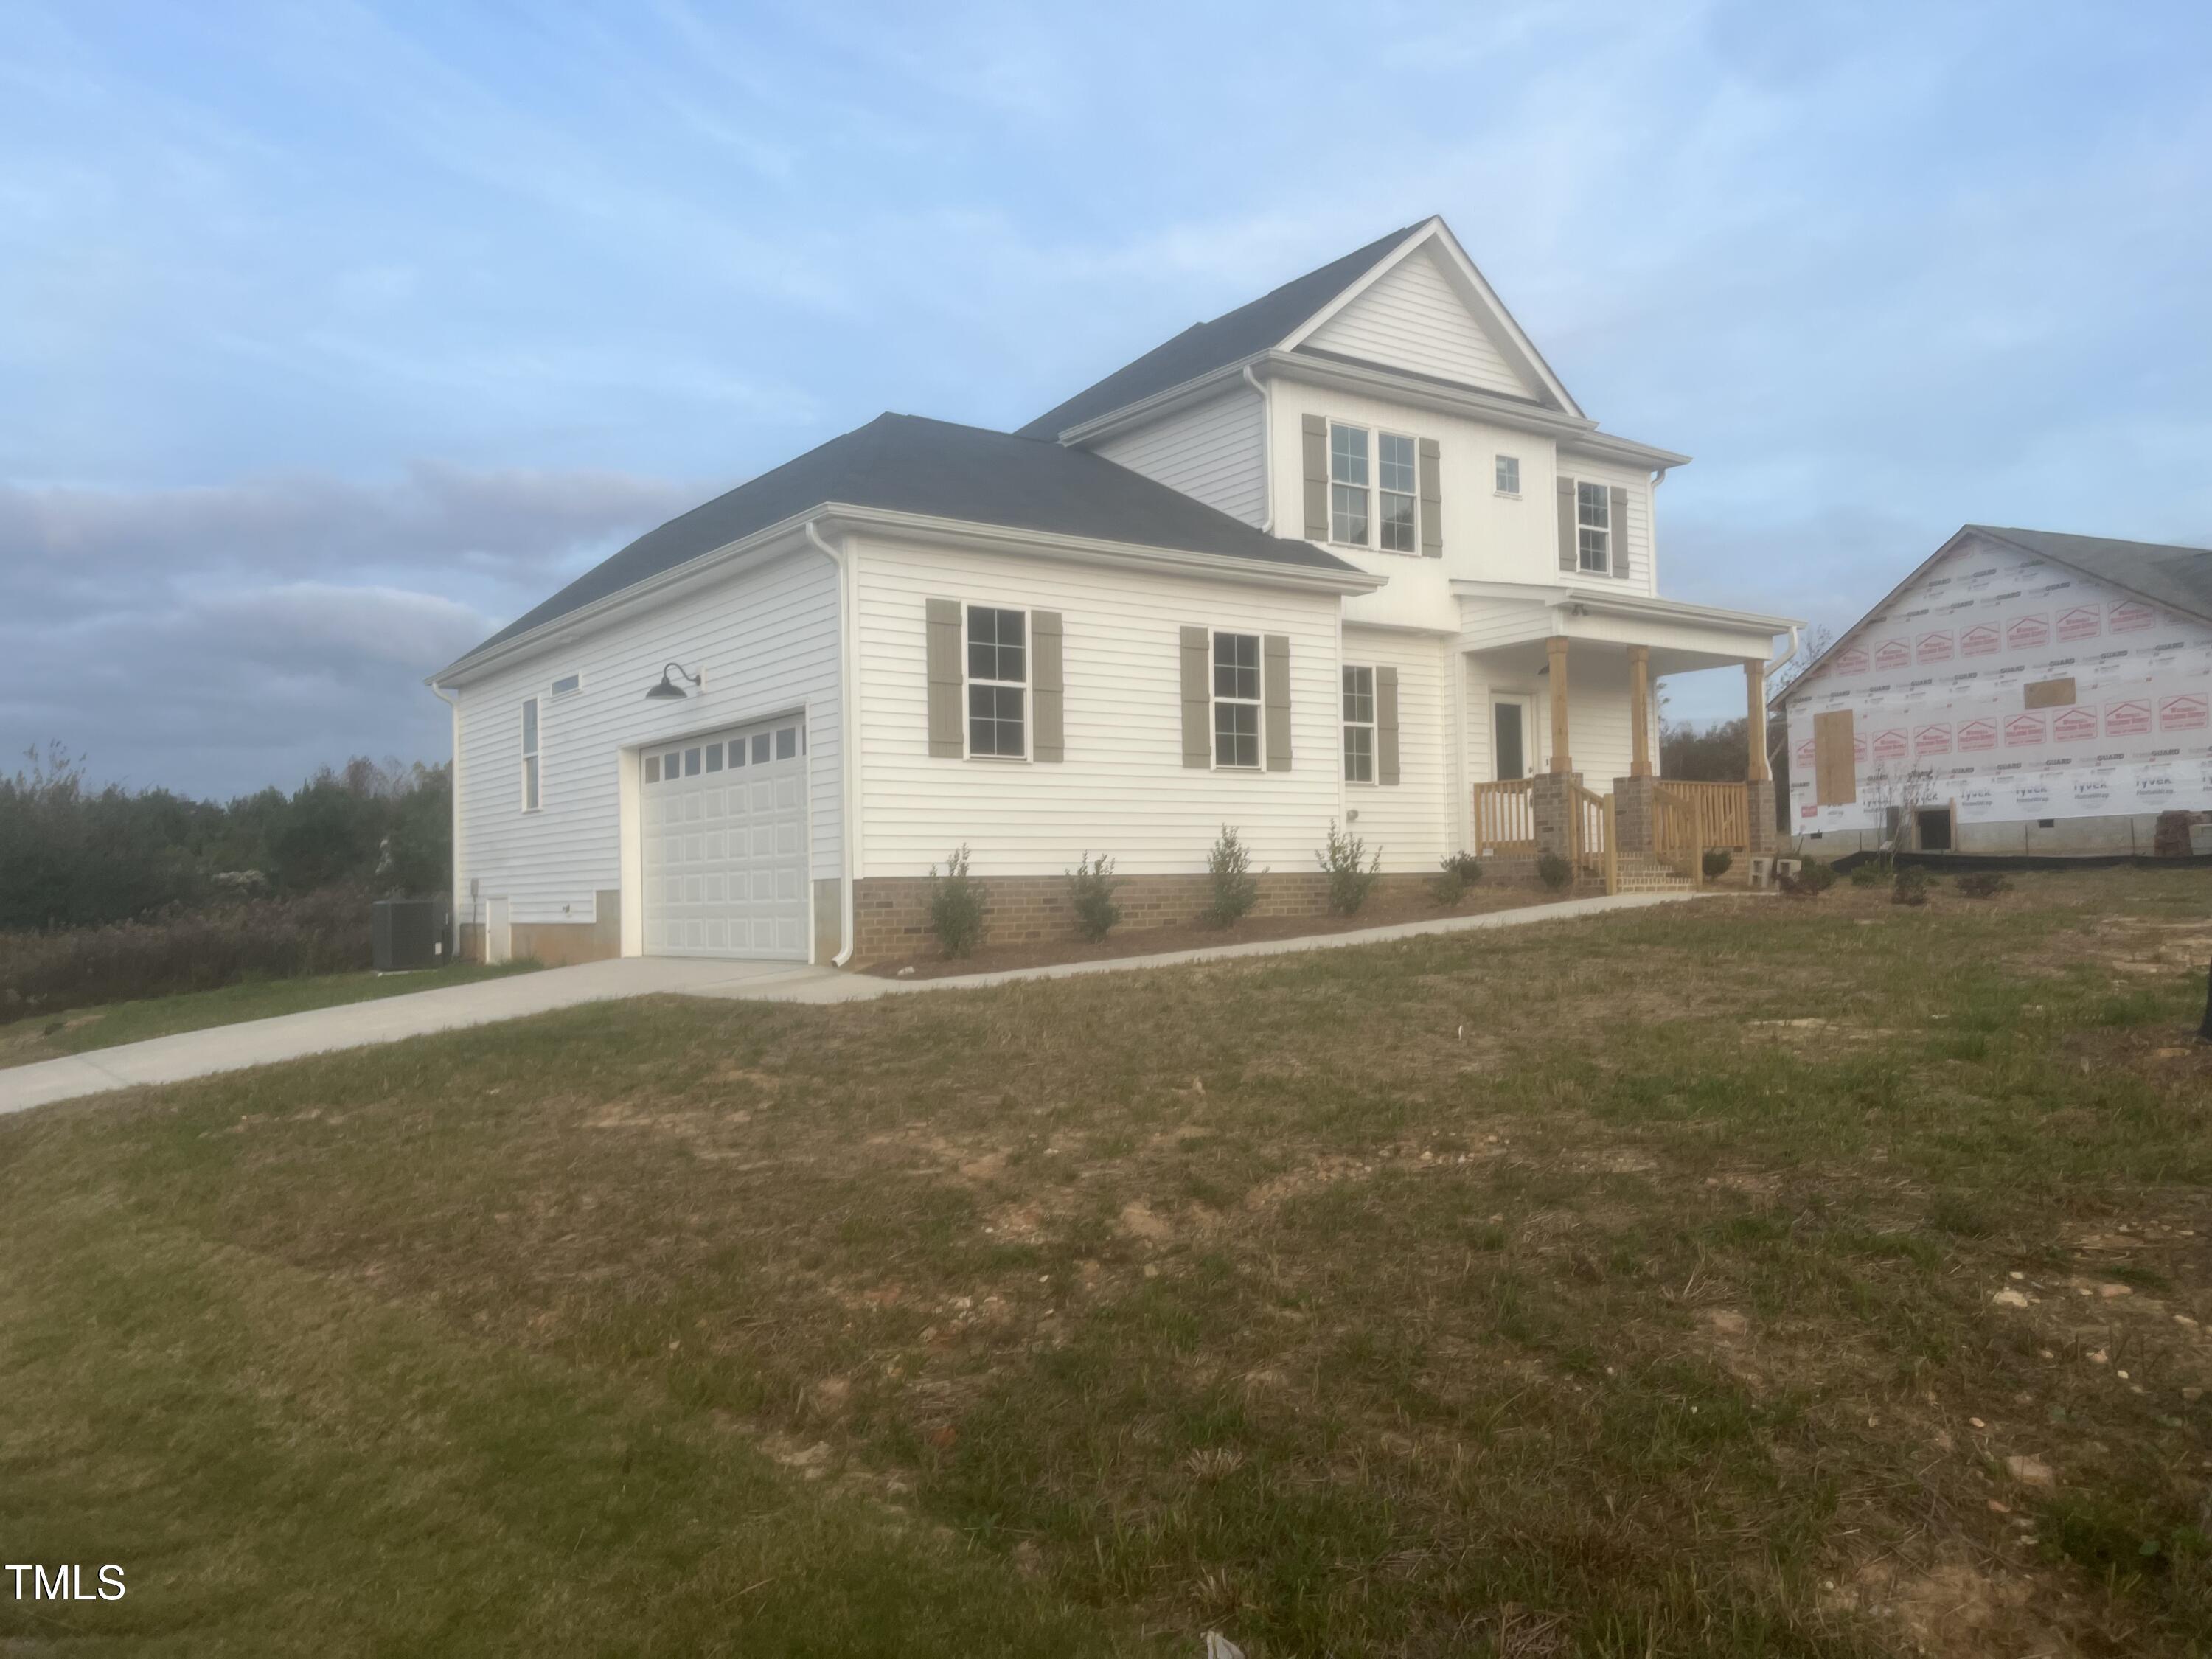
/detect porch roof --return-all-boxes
[1449,580,1798,675]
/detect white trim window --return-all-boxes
[965,603,1028,758]
[1212,630,1262,769]
[1576,481,1611,574]
[1329,421,1369,546]
[519,697,540,812]
[1495,454,1520,495]
[1342,665,1376,783]
[1377,433,1417,552]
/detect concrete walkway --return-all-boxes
[1,888,1735,1116]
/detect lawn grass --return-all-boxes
[4,869,2210,1655]
[0,961,539,1069]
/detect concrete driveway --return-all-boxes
[0,956,831,1117]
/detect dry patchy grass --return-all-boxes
[4,867,2211,1655]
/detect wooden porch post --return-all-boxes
[1745,658,1770,782]
[1628,644,1652,778]
[1546,636,1571,774]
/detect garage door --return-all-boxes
[642,717,810,959]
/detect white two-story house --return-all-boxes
[430,217,1796,965]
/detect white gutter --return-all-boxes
[1763,622,1804,680]
[429,681,466,953]
[429,504,1382,689]
[1241,364,1274,533]
[803,519,861,968]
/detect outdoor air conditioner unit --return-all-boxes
[373,898,448,972]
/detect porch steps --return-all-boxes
[1611,853,1696,894]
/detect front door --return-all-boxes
[1492,699,1527,781]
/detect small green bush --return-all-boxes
[1892,867,1933,908]
[1795,858,1836,893]
[1536,850,1573,891]
[1848,860,1885,887]
[1065,852,1121,942]
[1316,821,1382,914]
[1430,851,1483,908]
[1955,872,2011,900]
[1701,848,1733,880]
[1204,825,1260,928]
[926,844,986,957]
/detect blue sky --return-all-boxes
[4,0,2208,797]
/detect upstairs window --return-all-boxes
[1342,665,1376,782]
[1377,433,1417,553]
[1329,422,1369,545]
[1576,481,1611,574]
[1212,631,1262,769]
[1495,455,1520,495]
[519,698,540,811]
[966,605,1028,757]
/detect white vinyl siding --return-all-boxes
[1092,387,1267,526]
[1303,242,1540,400]
[855,536,1342,876]
[1558,453,1655,588]
[1342,627,1450,868]
[453,550,841,931]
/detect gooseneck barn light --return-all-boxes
[644,662,701,701]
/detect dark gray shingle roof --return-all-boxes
[1013,223,1425,440]
[1969,525,2212,622]
[455,414,1358,663]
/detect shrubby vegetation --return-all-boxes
[1536,850,1573,891]
[0,745,451,1012]
[1315,821,1381,915]
[1065,853,1121,942]
[926,845,985,958]
[1204,826,1259,927]
[1430,851,1482,908]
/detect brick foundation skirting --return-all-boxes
[852,869,1458,961]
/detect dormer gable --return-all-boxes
[1287,229,1574,414]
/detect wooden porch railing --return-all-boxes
[1650,783,1704,888]
[1472,778,1534,857]
[1571,783,1618,895]
[1662,780,1750,852]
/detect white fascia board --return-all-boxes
[1052,357,1265,448]
[1451,579,1799,633]
[430,504,1383,686]
[826,506,1384,594]
[1557,431,1696,473]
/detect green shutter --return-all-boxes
[1557,476,1576,573]
[1179,626,1211,768]
[1608,484,1630,579]
[1301,414,1329,540]
[1417,438,1441,558]
[1375,665,1400,785]
[1032,610,1064,762]
[926,598,963,757]
[1263,633,1292,772]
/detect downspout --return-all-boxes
[1762,622,1804,784]
[1242,364,1273,534]
[430,681,465,958]
[804,519,861,967]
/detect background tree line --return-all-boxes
[0,745,448,934]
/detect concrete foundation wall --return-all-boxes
[1795,812,2182,858]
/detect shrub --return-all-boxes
[1315,821,1382,915]
[1065,852,1121,942]
[1955,872,2011,900]
[0,886,378,1018]
[1431,851,1483,907]
[1779,858,1835,898]
[1536,850,1573,891]
[926,844,986,958]
[1702,848,1733,881]
[1848,860,1885,887]
[1892,867,1933,908]
[1204,826,1260,928]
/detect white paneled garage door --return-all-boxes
[641,717,810,959]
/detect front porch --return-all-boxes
[1452,582,1796,894]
